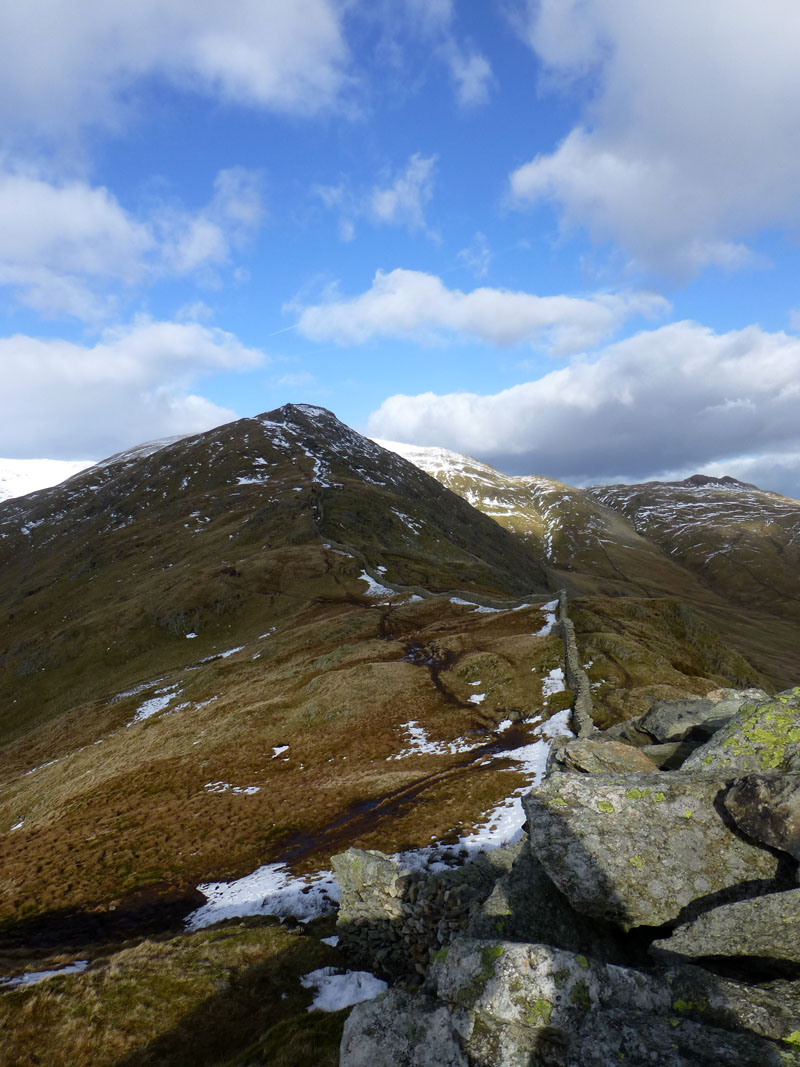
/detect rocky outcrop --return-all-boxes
[339,687,800,1066]
[683,686,800,773]
[522,771,780,928]
[724,773,800,859]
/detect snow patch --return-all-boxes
[204,782,260,796]
[301,967,387,1013]
[358,571,395,599]
[187,864,339,929]
[1,960,89,989]
[542,667,566,698]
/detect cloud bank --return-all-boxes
[293,268,667,354]
[0,320,264,458]
[0,0,350,141]
[509,0,800,272]
[0,166,262,320]
[367,321,800,499]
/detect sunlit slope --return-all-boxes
[589,475,800,622]
[0,404,564,932]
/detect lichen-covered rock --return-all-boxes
[683,688,800,774]
[637,690,770,743]
[522,772,779,927]
[651,889,800,966]
[550,736,658,774]
[724,774,800,859]
[428,939,669,1034]
[340,990,467,1067]
[565,1008,800,1066]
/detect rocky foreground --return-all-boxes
[336,687,800,1065]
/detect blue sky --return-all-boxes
[2,1,800,497]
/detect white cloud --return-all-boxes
[0,166,262,320]
[458,232,492,278]
[0,319,264,457]
[366,321,800,499]
[292,267,668,354]
[315,154,438,239]
[0,1,350,141]
[370,155,437,232]
[509,0,800,273]
[443,44,493,108]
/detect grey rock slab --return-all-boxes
[565,1009,800,1067]
[651,888,800,965]
[551,736,658,775]
[725,774,800,859]
[340,990,467,1067]
[683,687,800,774]
[637,698,719,742]
[523,772,780,928]
[638,689,770,744]
[466,844,630,966]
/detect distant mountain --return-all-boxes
[589,475,800,621]
[379,441,800,691]
[375,441,724,602]
[0,457,94,502]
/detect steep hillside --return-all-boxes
[0,408,780,1066]
[0,406,549,741]
[0,404,568,939]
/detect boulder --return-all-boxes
[659,961,800,1043]
[522,772,779,927]
[550,737,658,775]
[651,888,800,967]
[636,690,770,743]
[683,688,800,774]
[466,843,630,966]
[724,774,800,859]
[637,697,722,742]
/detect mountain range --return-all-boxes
[1,404,798,1065]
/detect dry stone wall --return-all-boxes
[556,589,594,737]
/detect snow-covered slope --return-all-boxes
[0,458,94,502]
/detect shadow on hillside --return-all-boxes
[0,884,205,955]
[110,930,345,1067]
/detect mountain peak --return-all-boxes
[681,473,759,491]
